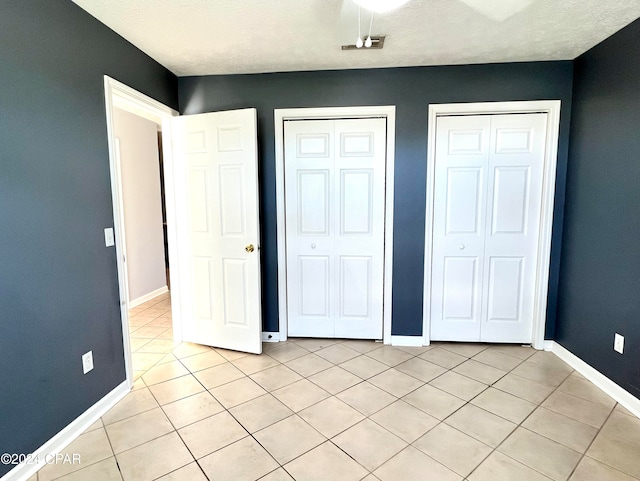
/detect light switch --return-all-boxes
[104,228,115,247]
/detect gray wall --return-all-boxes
[0,1,177,474]
[178,62,574,337]
[556,18,640,399]
[113,108,167,304]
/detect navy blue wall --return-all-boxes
[556,19,640,399]
[0,1,177,473]
[179,63,573,337]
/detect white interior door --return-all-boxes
[172,108,262,354]
[284,118,386,339]
[430,113,547,343]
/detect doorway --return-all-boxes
[423,101,562,349]
[275,107,397,344]
[104,76,180,386]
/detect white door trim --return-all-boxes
[275,106,396,344]
[422,101,561,350]
[104,76,179,388]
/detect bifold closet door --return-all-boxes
[430,113,547,343]
[284,118,387,339]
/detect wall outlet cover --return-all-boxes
[82,351,94,374]
[104,228,115,247]
[614,333,624,354]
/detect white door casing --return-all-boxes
[284,118,387,339]
[104,76,179,387]
[172,108,262,354]
[275,106,396,344]
[424,101,561,349]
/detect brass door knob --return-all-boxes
[245,244,255,253]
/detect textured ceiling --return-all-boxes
[72,0,640,76]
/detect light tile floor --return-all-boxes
[32,294,640,481]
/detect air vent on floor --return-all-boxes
[342,35,386,50]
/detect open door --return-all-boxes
[172,108,262,354]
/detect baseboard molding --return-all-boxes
[549,341,640,419]
[390,335,424,347]
[543,340,555,351]
[262,332,280,343]
[129,286,168,308]
[1,381,130,481]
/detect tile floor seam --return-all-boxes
[100,420,121,475]
[149,462,209,481]
[373,380,426,400]
[111,429,188,460]
[113,456,124,481]
[320,438,377,478]
[566,404,627,480]
[44,456,116,481]
[431,356,571,480]
[470,356,526,372]
[248,414,329,472]
[200,433,277,480]
[102,405,158,428]
[157,391,209,432]
[256,467,287,481]
[516,406,596,452]
[485,448,563,481]
[304,375,358,397]
[417,379,480,414]
[411,430,494,480]
[463,365,580,481]
[174,419,245,462]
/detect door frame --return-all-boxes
[275,106,396,344]
[104,76,180,387]
[422,100,561,350]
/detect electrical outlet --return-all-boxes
[82,351,94,374]
[614,333,624,354]
[104,228,115,247]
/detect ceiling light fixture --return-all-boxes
[341,36,386,50]
[356,7,364,48]
[365,11,374,47]
[353,0,411,14]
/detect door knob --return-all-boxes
[245,244,255,253]
[459,244,465,250]
[311,243,316,249]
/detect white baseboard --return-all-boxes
[1,381,130,481]
[129,286,169,308]
[543,340,555,351]
[391,335,424,347]
[262,332,280,343]
[549,341,640,419]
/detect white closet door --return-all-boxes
[172,108,262,354]
[430,115,491,341]
[430,113,547,344]
[334,119,386,338]
[285,118,386,339]
[480,113,547,342]
[285,120,335,338]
